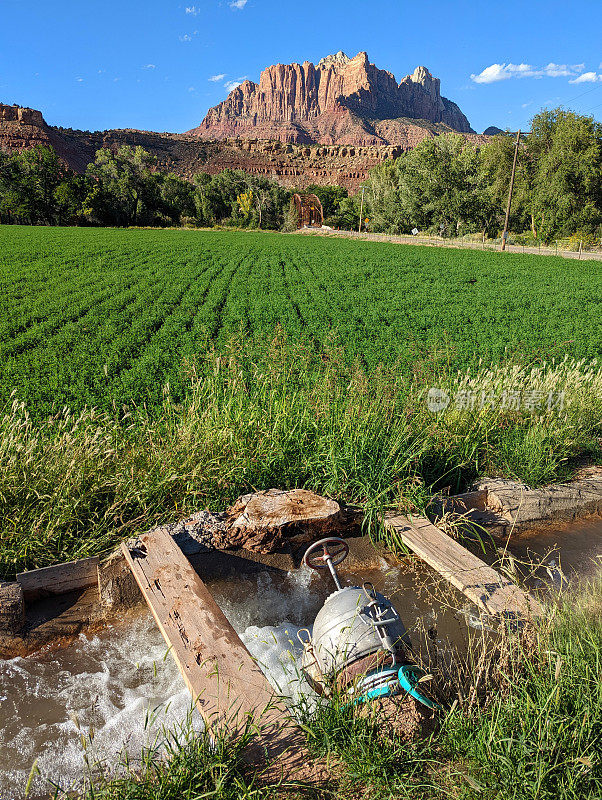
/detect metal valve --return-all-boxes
[302,536,349,591]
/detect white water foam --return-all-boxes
[0,615,201,799]
[0,568,321,800]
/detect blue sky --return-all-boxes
[1,0,602,134]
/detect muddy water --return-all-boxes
[500,514,602,590]
[0,558,470,800]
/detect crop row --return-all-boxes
[1,225,601,417]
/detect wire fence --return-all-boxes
[307,229,602,261]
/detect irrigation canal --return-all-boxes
[0,515,600,799]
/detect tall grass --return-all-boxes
[1,337,601,576]
[71,718,285,800]
[437,577,602,799]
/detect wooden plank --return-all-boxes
[17,556,100,601]
[121,527,321,784]
[384,514,542,619]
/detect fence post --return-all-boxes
[579,240,583,259]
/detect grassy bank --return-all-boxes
[1,340,601,576]
[65,577,602,800]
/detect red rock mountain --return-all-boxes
[189,51,473,145]
[1,53,484,193]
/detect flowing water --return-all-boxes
[0,558,466,799]
[1,516,600,799]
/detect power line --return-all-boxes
[560,81,602,107]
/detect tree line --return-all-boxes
[0,144,295,229]
[1,107,601,242]
[360,108,602,243]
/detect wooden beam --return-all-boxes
[17,556,100,601]
[384,514,542,619]
[121,527,322,784]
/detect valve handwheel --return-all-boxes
[303,537,349,570]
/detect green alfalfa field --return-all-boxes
[1,224,601,574]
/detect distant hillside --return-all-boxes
[1,57,488,193]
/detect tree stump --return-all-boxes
[212,488,346,553]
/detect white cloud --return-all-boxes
[230,0,248,8]
[185,5,199,13]
[471,63,529,83]
[471,62,584,84]
[543,62,583,77]
[142,63,156,70]
[224,79,243,91]
[76,77,84,82]
[179,33,192,42]
[521,100,533,108]
[570,71,602,83]
[209,73,226,82]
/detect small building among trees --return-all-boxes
[291,193,323,228]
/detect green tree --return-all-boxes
[398,133,484,235]
[329,195,360,230]
[87,145,158,226]
[527,108,602,240]
[159,173,195,225]
[54,174,93,225]
[0,146,69,224]
[21,146,69,223]
[0,151,29,223]
[364,133,486,236]
[363,161,406,233]
[193,169,289,229]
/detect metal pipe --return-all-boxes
[323,553,343,590]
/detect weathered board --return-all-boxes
[121,527,322,783]
[16,556,100,601]
[384,514,542,619]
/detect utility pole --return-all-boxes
[358,185,367,234]
[501,129,521,251]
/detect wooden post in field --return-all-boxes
[501,129,521,251]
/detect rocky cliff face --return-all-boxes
[1,98,486,193]
[0,104,45,125]
[189,52,473,144]
[0,103,52,151]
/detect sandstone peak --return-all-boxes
[410,66,434,85]
[188,52,474,145]
[0,103,45,126]
[317,51,350,69]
